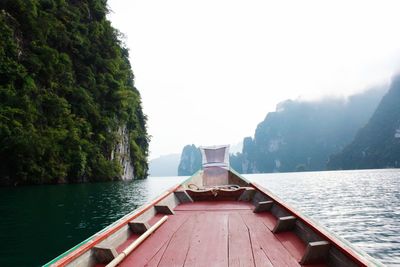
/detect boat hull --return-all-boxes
[45,169,381,267]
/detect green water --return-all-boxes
[0,177,183,267]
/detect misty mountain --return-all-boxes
[327,76,400,169]
[235,87,387,173]
[149,154,180,177]
[230,142,243,154]
[177,145,202,176]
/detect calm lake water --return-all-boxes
[0,169,399,266]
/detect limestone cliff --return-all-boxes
[328,75,400,169]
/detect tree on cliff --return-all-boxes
[0,0,149,185]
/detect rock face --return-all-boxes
[328,76,400,169]
[239,87,387,173]
[111,125,134,180]
[178,145,202,176]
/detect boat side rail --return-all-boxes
[250,181,380,267]
[45,183,183,267]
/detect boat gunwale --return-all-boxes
[45,174,197,267]
[250,181,378,266]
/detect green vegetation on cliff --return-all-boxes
[0,0,149,185]
[328,76,400,169]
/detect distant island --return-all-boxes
[178,85,396,175]
[0,1,149,185]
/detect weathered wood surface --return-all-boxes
[273,215,297,233]
[174,190,194,203]
[184,212,229,266]
[118,214,189,267]
[94,201,329,267]
[228,213,255,267]
[92,246,118,264]
[253,200,274,213]
[106,216,168,267]
[275,232,306,261]
[241,212,301,267]
[175,200,253,211]
[157,215,196,266]
[300,241,330,265]
[128,220,150,234]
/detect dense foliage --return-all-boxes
[328,76,400,169]
[0,0,149,185]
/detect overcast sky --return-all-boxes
[107,0,400,159]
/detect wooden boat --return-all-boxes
[46,145,381,267]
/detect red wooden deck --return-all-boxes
[101,201,327,267]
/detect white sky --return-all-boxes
[107,0,400,159]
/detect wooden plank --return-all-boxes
[255,212,277,231]
[275,232,307,261]
[327,246,359,267]
[92,246,118,264]
[249,235,274,267]
[175,200,253,211]
[186,188,247,201]
[300,241,330,265]
[128,220,150,234]
[143,241,169,267]
[240,213,300,267]
[273,216,297,233]
[174,190,194,203]
[155,205,175,215]
[118,214,188,267]
[252,192,270,207]
[115,234,139,253]
[157,215,197,266]
[234,211,273,267]
[228,213,255,267]
[184,212,229,267]
[254,200,274,213]
[238,188,256,202]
